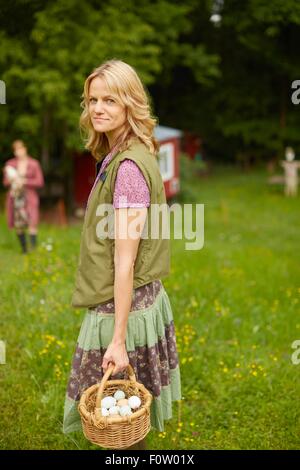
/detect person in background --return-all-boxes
[281,146,300,197]
[2,139,44,253]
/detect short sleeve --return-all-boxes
[113,159,150,208]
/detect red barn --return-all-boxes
[73,125,182,208]
[154,125,182,199]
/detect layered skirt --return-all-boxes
[63,280,182,434]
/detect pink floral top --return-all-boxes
[97,146,150,208]
[113,159,150,208]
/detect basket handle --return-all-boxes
[95,362,136,409]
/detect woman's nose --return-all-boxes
[94,100,104,113]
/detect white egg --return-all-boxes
[114,389,126,401]
[119,405,133,417]
[117,398,128,407]
[128,395,141,410]
[101,407,109,416]
[101,396,116,409]
[109,405,120,416]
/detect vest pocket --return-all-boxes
[133,238,151,272]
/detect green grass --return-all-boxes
[0,164,300,449]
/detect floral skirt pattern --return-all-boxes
[63,280,182,433]
[13,190,28,229]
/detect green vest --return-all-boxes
[71,136,170,308]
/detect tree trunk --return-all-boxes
[278,75,287,162]
[41,109,50,172]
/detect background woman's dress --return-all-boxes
[3,156,44,229]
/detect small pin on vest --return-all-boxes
[99,171,107,182]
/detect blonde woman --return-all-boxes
[63,59,182,449]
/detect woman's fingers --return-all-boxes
[112,360,129,375]
[101,357,111,372]
[102,344,130,374]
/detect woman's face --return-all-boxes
[88,76,127,143]
[13,144,27,159]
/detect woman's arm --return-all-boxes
[101,207,148,375]
[101,159,150,375]
[24,161,44,189]
[112,207,148,344]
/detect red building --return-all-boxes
[154,125,182,199]
[73,125,182,208]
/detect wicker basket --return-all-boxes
[78,363,153,449]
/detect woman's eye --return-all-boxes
[88,97,115,104]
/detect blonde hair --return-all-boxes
[79,59,160,160]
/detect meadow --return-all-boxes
[0,162,299,449]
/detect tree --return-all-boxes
[0,0,220,210]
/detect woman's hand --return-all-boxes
[101,340,129,375]
[14,176,24,190]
